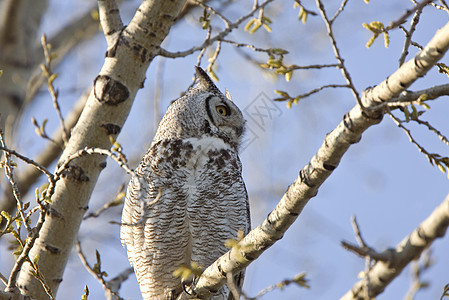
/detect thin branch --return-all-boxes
[399,6,423,66]
[0,145,54,179]
[206,40,221,75]
[404,249,433,300]
[387,0,432,31]
[0,272,7,286]
[41,34,69,146]
[83,184,125,220]
[274,84,349,107]
[315,0,362,107]
[341,241,393,262]
[105,267,134,300]
[249,273,310,299]
[435,0,449,11]
[330,0,350,23]
[413,117,449,146]
[27,5,101,105]
[158,0,275,58]
[0,91,86,228]
[362,21,449,110]
[342,193,449,299]
[226,272,241,300]
[76,240,122,300]
[366,83,449,111]
[195,0,233,28]
[0,131,32,234]
[294,84,349,99]
[351,216,367,248]
[5,201,49,297]
[55,147,134,179]
[388,111,439,165]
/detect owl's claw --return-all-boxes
[182,277,197,296]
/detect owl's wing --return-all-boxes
[121,141,192,299]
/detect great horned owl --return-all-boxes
[121,67,250,300]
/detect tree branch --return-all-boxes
[190,21,449,299]
[341,193,449,299]
[363,21,449,110]
[158,0,275,58]
[98,0,123,48]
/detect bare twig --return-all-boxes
[206,40,221,77]
[158,0,275,58]
[435,0,449,11]
[387,0,432,31]
[342,192,449,299]
[249,273,310,299]
[315,0,362,107]
[83,184,126,220]
[330,0,350,23]
[226,272,241,300]
[5,201,50,298]
[351,216,367,248]
[387,111,447,170]
[105,267,134,300]
[0,132,32,234]
[41,34,69,146]
[404,249,433,300]
[0,91,86,227]
[341,241,393,262]
[195,0,233,28]
[412,117,449,146]
[440,283,449,300]
[76,240,122,300]
[274,84,349,108]
[0,272,8,286]
[398,6,423,66]
[0,145,54,179]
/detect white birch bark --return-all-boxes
[341,193,449,300]
[14,1,186,298]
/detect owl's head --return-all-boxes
[154,67,246,151]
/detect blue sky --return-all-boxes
[1,0,448,299]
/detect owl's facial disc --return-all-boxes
[204,95,245,146]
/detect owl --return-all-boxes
[121,67,250,300]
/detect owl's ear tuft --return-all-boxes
[195,66,219,92]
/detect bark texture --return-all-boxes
[14,1,186,298]
[341,193,449,299]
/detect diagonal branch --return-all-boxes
[191,20,449,299]
[341,193,449,299]
[363,21,449,109]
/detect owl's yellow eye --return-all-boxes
[216,105,229,116]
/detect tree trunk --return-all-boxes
[14,1,186,298]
